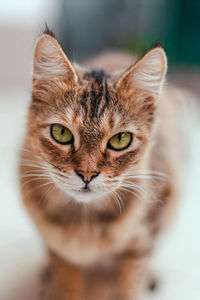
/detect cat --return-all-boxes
[19,28,179,300]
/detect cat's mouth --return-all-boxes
[68,186,101,203]
[72,186,93,194]
[79,186,92,193]
[68,185,108,203]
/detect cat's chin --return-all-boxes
[65,189,107,203]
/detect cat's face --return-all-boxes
[27,33,167,203]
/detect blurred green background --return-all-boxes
[0,0,199,93]
[55,0,200,67]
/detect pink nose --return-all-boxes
[75,170,99,183]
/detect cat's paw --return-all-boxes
[147,276,158,292]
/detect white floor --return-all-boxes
[0,89,200,300]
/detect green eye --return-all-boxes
[50,124,73,144]
[107,132,132,151]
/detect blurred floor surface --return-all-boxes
[0,88,200,300]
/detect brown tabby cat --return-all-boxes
[19,29,179,300]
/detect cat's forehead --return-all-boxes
[60,70,125,148]
[64,69,133,131]
[73,69,127,128]
[76,69,116,120]
[56,69,136,148]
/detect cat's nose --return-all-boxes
[75,170,100,184]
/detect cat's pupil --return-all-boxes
[61,127,65,135]
[118,133,122,141]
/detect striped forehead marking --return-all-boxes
[81,69,110,119]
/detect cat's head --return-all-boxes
[27,32,167,203]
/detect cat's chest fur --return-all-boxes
[24,187,151,266]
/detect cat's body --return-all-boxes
[19,31,179,300]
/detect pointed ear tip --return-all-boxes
[149,46,166,56]
[157,47,167,68]
[35,33,56,46]
[149,46,167,67]
[34,33,58,57]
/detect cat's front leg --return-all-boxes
[40,265,59,300]
[115,252,149,300]
[46,252,86,300]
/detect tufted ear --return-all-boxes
[33,33,77,87]
[116,46,167,97]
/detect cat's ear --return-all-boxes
[33,33,77,87]
[116,46,167,97]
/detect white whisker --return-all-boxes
[112,189,123,215]
[27,181,53,194]
[39,185,56,205]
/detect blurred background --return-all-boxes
[0,1,200,299]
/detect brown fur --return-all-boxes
[19,32,179,299]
